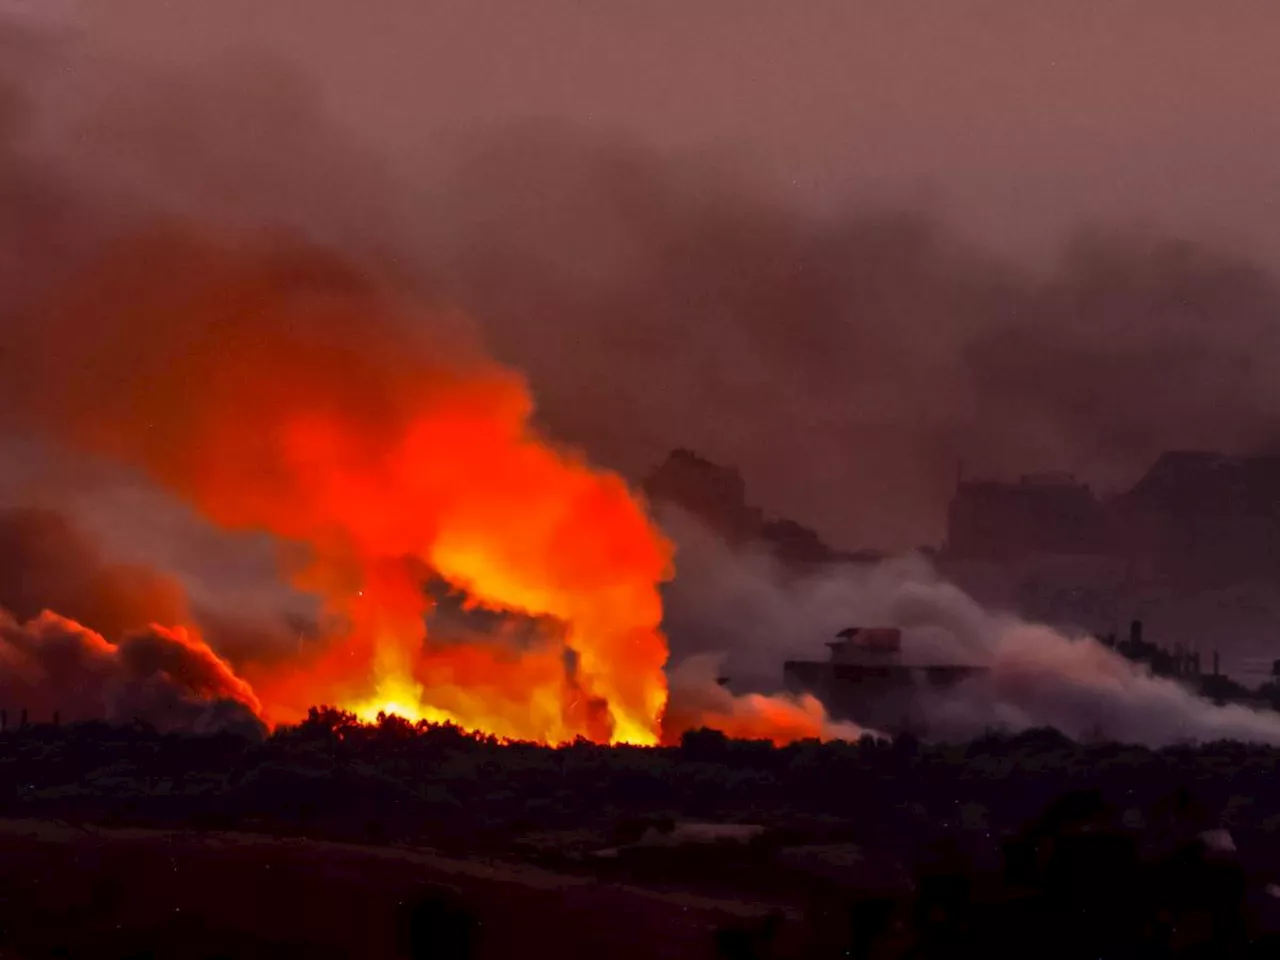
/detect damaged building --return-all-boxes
[783,619,1278,735]
[646,447,1280,686]
[944,451,1280,587]
[941,451,1280,655]
[782,627,987,735]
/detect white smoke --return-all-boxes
[659,505,1280,747]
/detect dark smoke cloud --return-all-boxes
[0,610,263,736]
[0,502,315,676]
[0,506,187,639]
[0,9,1279,750]
[423,128,1280,549]
[5,17,1280,555]
[657,507,1280,748]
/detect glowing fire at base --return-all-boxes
[33,236,854,748]
[349,674,432,726]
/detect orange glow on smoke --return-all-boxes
[661,664,858,747]
[677,692,847,746]
[29,234,849,747]
[239,399,675,745]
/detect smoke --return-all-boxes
[0,503,304,734]
[0,503,318,670]
[0,610,263,736]
[658,507,1280,748]
[664,654,870,745]
[0,19,683,745]
[0,506,188,639]
[655,506,949,686]
[0,12,1278,744]
[417,128,1280,552]
[0,222,681,741]
[6,14,1280,559]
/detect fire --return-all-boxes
[233,402,674,745]
[663,656,865,746]
[351,684,430,726]
[21,233,854,747]
[347,641,431,725]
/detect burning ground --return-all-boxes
[0,228,857,745]
[1,230,1277,751]
[0,11,1278,753]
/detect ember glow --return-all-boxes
[10,233,853,746]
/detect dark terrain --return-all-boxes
[2,711,1280,956]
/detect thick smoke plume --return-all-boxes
[664,654,869,744]
[8,15,1280,556]
[0,228,682,744]
[0,506,187,640]
[426,129,1280,550]
[0,503,286,735]
[0,503,316,673]
[659,507,1280,748]
[0,18,874,745]
[0,610,262,736]
[0,14,1277,745]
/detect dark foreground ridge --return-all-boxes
[2,711,1280,956]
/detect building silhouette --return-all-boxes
[944,451,1280,587]
[644,448,884,568]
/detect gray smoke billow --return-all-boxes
[658,506,1280,747]
[6,13,1280,556]
[427,128,1280,552]
[0,505,268,735]
[3,11,1280,741]
[0,610,264,736]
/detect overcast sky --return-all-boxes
[77,1,1280,263]
[10,2,1280,551]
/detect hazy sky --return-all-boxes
[10,2,1280,551]
[80,1,1280,262]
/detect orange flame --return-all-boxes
[25,233,853,747]
[663,657,867,746]
[240,394,675,745]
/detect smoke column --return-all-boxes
[0,610,262,736]
[0,10,860,743]
[0,231,668,742]
[0,223,858,745]
[3,12,1275,748]
[658,506,1280,748]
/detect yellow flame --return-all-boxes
[349,660,450,726]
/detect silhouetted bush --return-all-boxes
[1,716,1279,955]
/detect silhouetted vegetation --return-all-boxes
[2,711,1280,955]
[0,710,1278,859]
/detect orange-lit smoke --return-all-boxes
[0,609,263,735]
[664,655,870,745]
[10,231,849,746]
